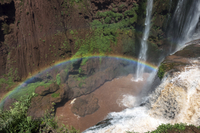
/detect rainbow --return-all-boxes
[61,54,158,70]
[0,55,158,107]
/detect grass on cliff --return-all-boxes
[0,93,80,133]
[9,81,53,101]
[0,68,19,90]
[73,3,138,57]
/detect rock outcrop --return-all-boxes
[157,41,200,79]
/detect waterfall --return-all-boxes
[83,1,200,133]
[135,0,153,81]
[84,60,200,133]
[168,0,200,53]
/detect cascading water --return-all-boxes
[84,0,200,133]
[135,0,153,81]
[168,0,200,53]
[84,60,200,133]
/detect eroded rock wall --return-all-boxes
[0,0,179,93]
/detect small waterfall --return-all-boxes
[135,0,153,81]
[168,0,200,53]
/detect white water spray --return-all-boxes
[135,0,153,81]
[168,0,200,53]
[84,60,200,133]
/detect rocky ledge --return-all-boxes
[157,42,200,79]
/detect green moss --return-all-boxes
[78,82,85,88]
[51,92,60,98]
[81,58,88,66]
[56,74,61,85]
[10,81,52,100]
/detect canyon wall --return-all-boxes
[0,0,180,92]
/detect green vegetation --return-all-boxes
[10,81,52,100]
[78,82,85,88]
[70,30,74,35]
[149,123,186,133]
[56,74,61,85]
[0,93,40,132]
[157,63,167,79]
[157,62,183,79]
[2,22,9,35]
[0,68,19,89]
[0,93,80,133]
[51,92,60,98]
[73,4,138,57]
[128,123,200,133]
[81,58,89,66]
[78,67,83,73]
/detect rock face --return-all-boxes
[71,94,99,117]
[0,0,192,126]
[0,57,136,119]
[157,42,200,79]
[35,83,60,96]
[27,83,66,119]
[0,0,181,94]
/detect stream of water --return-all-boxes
[168,0,200,53]
[135,0,153,81]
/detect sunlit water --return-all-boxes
[135,0,153,81]
[168,0,200,53]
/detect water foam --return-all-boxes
[84,60,200,133]
[117,95,136,108]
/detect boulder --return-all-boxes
[35,83,59,96]
[71,94,99,117]
[28,85,65,119]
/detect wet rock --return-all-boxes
[71,94,99,117]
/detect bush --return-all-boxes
[0,93,40,132]
[157,63,168,79]
[104,17,111,24]
[0,93,80,133]
[2,22,9,35]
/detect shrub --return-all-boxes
[2,22,9,35]
[0,93,40,132]
[157,63,166,79]
[0,93,80,133]
[104,17,111,24]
